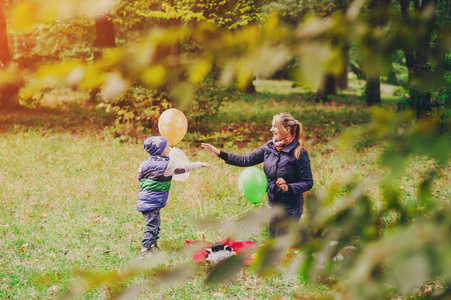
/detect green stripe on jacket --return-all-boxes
[140,178,171,192]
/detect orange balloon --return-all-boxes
[158,108,188,146]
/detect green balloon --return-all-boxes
[238,167,268,204]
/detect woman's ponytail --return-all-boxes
[294,120,304,160]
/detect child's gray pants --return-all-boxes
[141,208,161,248]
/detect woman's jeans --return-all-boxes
[268,206,302,239]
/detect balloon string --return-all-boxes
[223,207,253,222]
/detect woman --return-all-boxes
[201,112,313,238]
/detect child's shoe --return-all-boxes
[140,248,153,258]
[150,241,160,251]
[140,242,159,259]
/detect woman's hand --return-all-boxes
[201,143,220,156]
[276,178,289,192]
[200,162,212,169]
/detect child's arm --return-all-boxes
[163,160,211,176]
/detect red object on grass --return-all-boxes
[185,237,258,265]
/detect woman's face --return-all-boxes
[270,117,291,141]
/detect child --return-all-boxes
[137,136,211,258]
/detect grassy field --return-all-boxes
[1,80,449,299]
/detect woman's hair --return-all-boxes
[273,112,305,159]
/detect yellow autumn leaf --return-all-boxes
[30,61,84,88]
[36,61,81,79]
[96,49,122,71]
[187,58,211,84]
[234,24,260,49]
[262,13,280,37]
[236,64,254,92]
[141,64,167,89]
[10,3,38,31]
[80,66,106,90]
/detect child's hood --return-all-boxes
[143,136,168,156]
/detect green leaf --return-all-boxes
[382,182,401,211]
[389,253,430,296]
[381,148,406,179]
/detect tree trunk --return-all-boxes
[93,15,116,61]
[316,36,339,102]
[411,88,431,118]
[365,74,381,106]
[0,0,20,109]
[399,0,438,118]
[324,74,336,96]
[0,83,20,108]
[245,81,256,94]
[350,61,365,80]
[363,0,390,107]
[94,15,116,49]
[0,0,11,67]
[316,74,335,103]
[337,44,350,91]
[90,15,116,102]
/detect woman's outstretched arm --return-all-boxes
[202,143,265,167]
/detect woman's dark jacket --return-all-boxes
[221,139,313,210]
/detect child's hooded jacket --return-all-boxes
[137,137,172,211]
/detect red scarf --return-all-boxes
[274,135,295,152]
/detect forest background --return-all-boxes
[1,0,451,299]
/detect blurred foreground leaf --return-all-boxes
[205,253,246,285]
